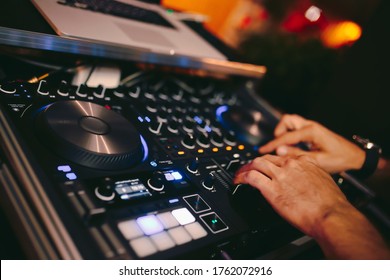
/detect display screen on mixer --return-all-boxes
[115,179,151,200]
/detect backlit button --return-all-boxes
[117,219,144,240]
[184,222,208,240]
[168,226,192,245]
[157,212,179,229]
[130,236,157,258]
[200,212,228,233]
[171,208,195,225]
[136,215,164,235]
[183,194,211,213]
[151,231,175,251]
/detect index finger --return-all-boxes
[259,126,315,154]
[274,114,311,137]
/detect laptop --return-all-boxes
[31,0,227,60]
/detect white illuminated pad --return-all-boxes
[184,222,208,240]
[117,219,143,240]
[130,236,157,258]
[157,212,179,229]
[171,208,195,225]
[136,215,164,235]
[168,226,192,245]
[171,171,182,180]
[151,231,175,251]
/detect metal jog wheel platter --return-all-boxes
[36,100,145,169]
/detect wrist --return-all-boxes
[311,202,362,253]
[348,135,382,179]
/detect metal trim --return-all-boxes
[0,26,266,78]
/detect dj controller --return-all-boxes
[0,70,307,259]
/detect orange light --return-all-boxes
[212,147,219,152]
[321,21,362,48]
[226,146,232,151]
[178,151,185,155]
[238,145,245,150]
[197,149,204,154]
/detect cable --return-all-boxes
[27,62,85,84]
[83,65,96,85]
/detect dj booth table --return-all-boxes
[0,0,386,260]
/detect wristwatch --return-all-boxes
[350,135,382,179]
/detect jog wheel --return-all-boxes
[36,100,145,170]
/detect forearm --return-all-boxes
[312,203,390,259]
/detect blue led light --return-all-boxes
[137,116,144,122]
[57,165,71,172]
[140,135,149,162]
[66,173,77,180]
[194,116,202,124]
[216,105,228,120]
[150,161,157,167]
[169,198,179,204]
[145,116,151,123]
[205,126,212,133]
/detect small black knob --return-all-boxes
[57,80,70,96]
[0,83,17,94]
[157,110,169,121]
[76,84,89,97]
[93,85,105,99]
[196,134,210,148]
[210,132,224,147]
[146,100,158,112]
[167,121,179,134]
[147,171,166,192]
[181,134,195,149]
[148,121,163,134]
[186,157,199,174]
[95,184,115,201]
[224,131,237,146]
[183,120,195,132]
[202,173,215,190]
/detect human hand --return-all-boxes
[259,114,365,174]
[233,154,354,238]
[233,154,390,259]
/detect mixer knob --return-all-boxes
[148,121,163,134]
[57,80,70,96]
[224,131,237,146]
[146,100,158,113]
[196,134,210,148]
[93,85,105,99]
[76,84,88,98]
[0,83,17,94]
[167,121,179,134]
[202,172,215,191]
[186,157,199,174]
[94,184,115,202]
[147,171,166,192]
[210,132,224,147]
[157,110,169,122]
[181,134,196,149]
[182,120,195,133]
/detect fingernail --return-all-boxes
[276,146,288,156]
